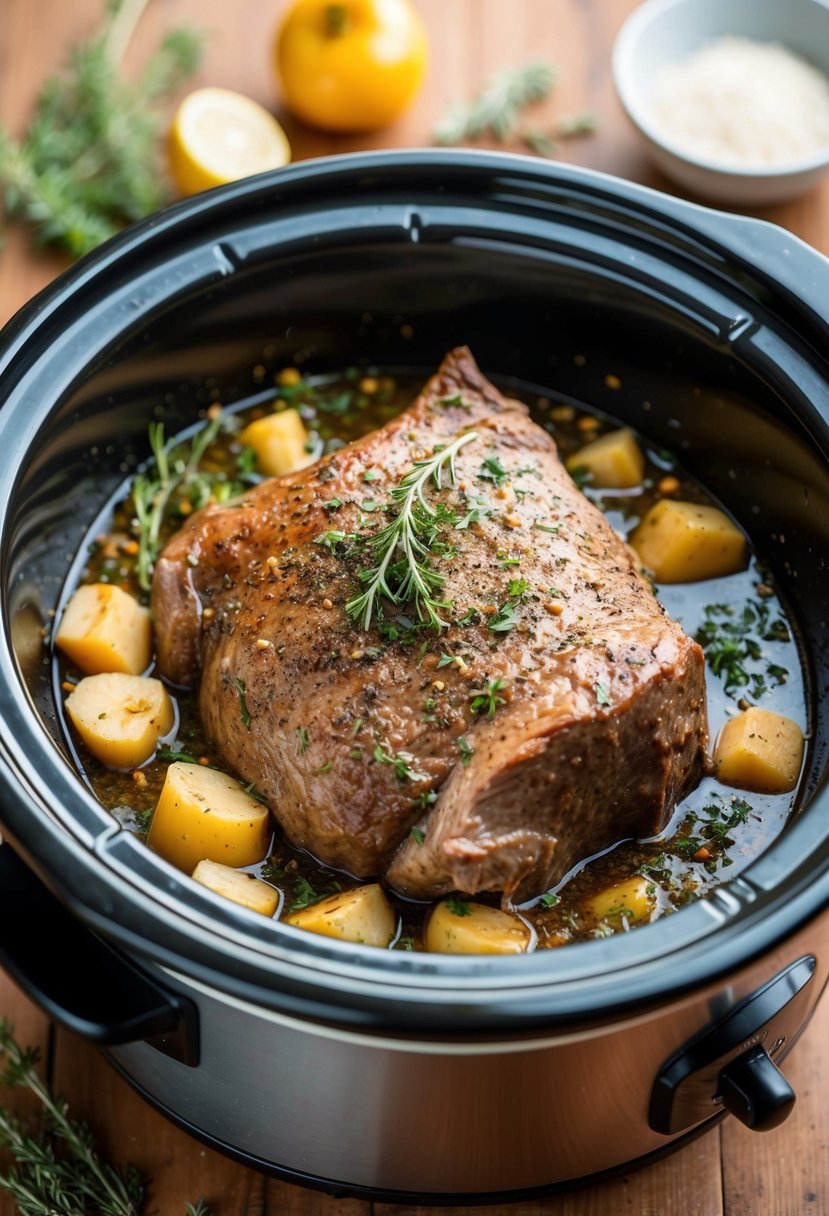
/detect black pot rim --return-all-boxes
[1,148,829,1032]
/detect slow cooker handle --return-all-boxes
[0,841,198,1066]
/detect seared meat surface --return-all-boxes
[153,349,708,902]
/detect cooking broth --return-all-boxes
[53,365,805,950]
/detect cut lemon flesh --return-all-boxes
[169,87,291,195]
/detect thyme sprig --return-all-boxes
[433,60,557,145]
[0,1019,214,1215]
[0,0,203,258]
[346,431,478,631]
[131,417,225,592]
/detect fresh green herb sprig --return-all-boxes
[346,431,478,631]
[0,1020,212,1216]
[0,0,203,258]
[131,416,257,592]
[433,60,557,145]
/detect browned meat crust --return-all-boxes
[152,348,708,902]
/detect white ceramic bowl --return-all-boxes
[612,0,829,205]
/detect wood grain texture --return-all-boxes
[1,1,828,1213]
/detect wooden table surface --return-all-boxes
[1,2,828,1213]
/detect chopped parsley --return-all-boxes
[478,456,509,486]
[695,600,790,700]
[410,826,425,845]
[457,736,474,765]
[488,601,518,634]
[374,744,429,783]
[446,897,472,917]
[469,678,507,718]
[507,576,530,598]
[296,726,310,754]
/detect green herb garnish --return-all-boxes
[478,456,509,486]
[595,682,612,707]
[131,416,226,592]
[228,676,250,728]
[457,737,474,765]
[315,530,358,552]
[488,601,518,634]
[446,897,472,917]
[410,826,425,845]
[695,601,790,700]
[296,726,310,754]
[346,431,478,631]
[507,577,530,598]
[374,744,429,783]
[156,744,199,764]
[469,678,507,718]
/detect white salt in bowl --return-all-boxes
[612,0,829,205]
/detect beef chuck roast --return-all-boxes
[152,348,707,903]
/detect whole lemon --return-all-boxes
[275,0,428,133]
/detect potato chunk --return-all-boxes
[283,884,395,947]
[714,707,804,793]
[238,408,310,477]
[581,875,656,929]
[65,673,174,768]
[56,583,152,675]
[425,900,533,955]
[630,499,746,583]
[566,427,645,489]
[192,859,279,917]
[148,762,271,873]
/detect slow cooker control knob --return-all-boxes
[717,1044,796,1131]
[649,955,816,1136]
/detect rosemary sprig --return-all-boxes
[346,431,478,631]
[0,1020,214,1216]
[0,0,202,258]
[0,1018,142,1215]
[433,60,557,145]
[131,416,224,592]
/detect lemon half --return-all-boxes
[169,87,291,196]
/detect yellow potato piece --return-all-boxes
[566,427,645,489]
[283,884,395,948]
[714,707,804,793]
[55,583,152,675]
[629,499,747,583]
[239,409,310,477]
[148,762,271,873]
[64,673,174,769]
[581,875,656,929]
[425,900,533,955]
[192,859,279,917]
[282,885,396,948]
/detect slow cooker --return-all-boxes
[0,151,827,1203]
